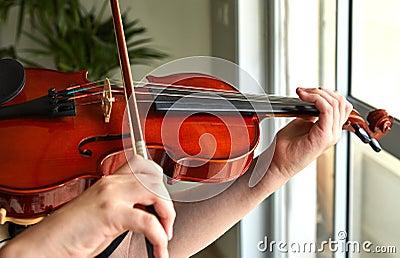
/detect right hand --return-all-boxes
[0,155,175,258]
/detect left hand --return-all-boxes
[268,87,353,179]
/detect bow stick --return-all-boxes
[108,0,153,257]
[110,0,148,159]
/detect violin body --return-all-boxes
[0,68,123,221]
[0,68,259,223]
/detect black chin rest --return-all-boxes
[0,58,25,105]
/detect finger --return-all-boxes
[128,157,166,194]
[115,156,163,180]
[152,192,176,240]
[111,156,175,241]
[131,183,175,240]
[318,87,353,124]
[296,87,336,133]
[117,157,175,239]
[313,88,340,134]
[112,156,167,198]
[95,180,175,245]
[120,207,169,258]
[128,155,163,176]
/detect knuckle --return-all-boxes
[337,94,345,102]
[337,96,346,108]
[99,198,117,212]
[337,95,349,108]
[331,98,339,108]
[150,170,163,181]
[95,180,118,209]
[347,102,353,112]
[161,199,176,219]
[324,102,334,114]
[96,177,115,195]
[141,212,158,227]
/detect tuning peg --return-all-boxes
[369,138,382,152]
[352,124,371,143]
[352,123,382,152]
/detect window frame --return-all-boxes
[334,2,351,258]
[335,2,400,258]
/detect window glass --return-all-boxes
[349,137,400,257]
[350,1,400,257]
[352,0,400,119]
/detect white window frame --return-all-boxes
[334,1,351,258]
[336,2,400,258]
[238,0,323,257]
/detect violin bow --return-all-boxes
[107,0,153,257]
[110,0,148,159]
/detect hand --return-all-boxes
[0,155,175,258]
[268,87,353,179]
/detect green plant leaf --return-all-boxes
[1,0,167,81]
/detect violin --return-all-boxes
[0,58,394,226]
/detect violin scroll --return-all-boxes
[366,109,394,136]
[343,109,394,152]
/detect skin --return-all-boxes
[0,87,353,258]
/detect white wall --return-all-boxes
[117,0,211,79]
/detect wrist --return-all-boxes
[262,161,292,190]
[0,219,74,258]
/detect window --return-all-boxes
[349,0,400,257]
[337,0,400,257]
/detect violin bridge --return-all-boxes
[102,77,115,123]
[0,208,45,226]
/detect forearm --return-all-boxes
[0,221,71,258]
[168,152,289,257]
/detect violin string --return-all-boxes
[108,79,283,102]
[75,95,314,113]
[65,80,110,94]
[70,78,277,102]
[110,79,311,105]
[68,78,250,99]
[66,77,293,101]
[67,80,313,107]
[75,100,103,106]
[67,91,104,100]
[73,87,312,107]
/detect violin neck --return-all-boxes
[153,89,319,118]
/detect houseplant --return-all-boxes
[0,0,167,80]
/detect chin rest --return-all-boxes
[0,58,25,105]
